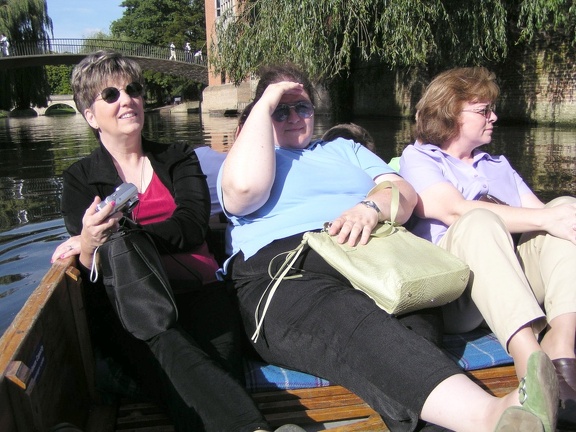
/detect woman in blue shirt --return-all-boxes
[219,63,558,432]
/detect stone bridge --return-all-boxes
[34,95,79,116]
[0,38,208,84]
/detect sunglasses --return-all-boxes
[271,101,315,122]
[461,104,495,120]
[96,82,144,104]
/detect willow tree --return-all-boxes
[210,0,575,83]
[0,0,53,110]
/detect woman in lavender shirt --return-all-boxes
[400,66,576,429]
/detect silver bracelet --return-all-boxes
[359,200,381,215]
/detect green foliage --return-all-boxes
[141,70,202,105]
[518,0,576,43]
[0,0,52,40]
[0,0,53,110]
[431,0,509,69]
[111,0,206,51]
[46,64,73,94]
[83,30,132,42]
[210,0,575,84]
[108,0,206,105]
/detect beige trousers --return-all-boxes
[439,197,576,351]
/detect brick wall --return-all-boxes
[351,41,576,125]
[496,40,576,124]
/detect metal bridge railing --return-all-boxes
[4,38,207,66]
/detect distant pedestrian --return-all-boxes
[194,49,202,64]
[0,34,9,57]
[169,42,176,60]
[184,42,191,62]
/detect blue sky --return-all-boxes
[46,0,125,39]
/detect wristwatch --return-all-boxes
[359,200,382,219]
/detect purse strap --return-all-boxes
[366,180,400,224]
[251,239,308,343]
[89,225,204,284]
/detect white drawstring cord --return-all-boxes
[251,239,307,343]
[89,245,101,283]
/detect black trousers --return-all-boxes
[230,233,461,432]
[87,281,269,432]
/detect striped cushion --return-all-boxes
[245,328,513,391]
[442,327,512,370]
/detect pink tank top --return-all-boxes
[132,172,218,284]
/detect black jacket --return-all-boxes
[61,138,210,254]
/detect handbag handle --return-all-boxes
[366,180,400,225]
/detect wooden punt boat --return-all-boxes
[0,256,520,432]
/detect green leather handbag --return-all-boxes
[251,181,469,342]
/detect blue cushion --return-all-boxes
[244,328,513,392]
[244,360,330,392]
[442,327,512,370]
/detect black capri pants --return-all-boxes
[229,233,462,432]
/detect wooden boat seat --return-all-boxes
[0,258,519,432]
[107,363,519,432]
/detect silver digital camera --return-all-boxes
[96,182,139,214]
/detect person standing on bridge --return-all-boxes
[184,42,192,62]
[0,34,9,57]
[169,42,176,60]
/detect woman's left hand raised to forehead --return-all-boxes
[260,81,305,112]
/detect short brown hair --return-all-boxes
[414,67,499,146]
[71,50,143,117]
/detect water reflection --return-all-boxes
[489,124,576,202]
[0,219,68,332]
[0,112,575,336]
[0,115,98,230]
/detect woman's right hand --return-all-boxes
[78,197,123,267]
[541,202,576,244]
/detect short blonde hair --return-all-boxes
[414,67,499,146]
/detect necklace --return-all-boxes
[132,155,146,223]
[140,155,146,193]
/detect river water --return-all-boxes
[1,112,575,335]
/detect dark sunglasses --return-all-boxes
[271,101,315,122]
[96,82,144,103]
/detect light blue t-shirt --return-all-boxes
[217,138,395,264]
[400,143,532,243]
